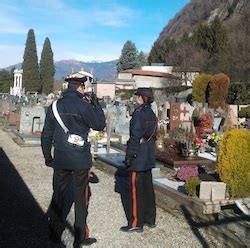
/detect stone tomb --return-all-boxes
[19,106,46,135]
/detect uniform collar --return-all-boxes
[135,103,151,109]
[63,88,84,98]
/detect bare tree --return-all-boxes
[165,41,208,85]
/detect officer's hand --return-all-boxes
[90,92,99,107]
[45,158,54,167]
[89,171,99,183]
[124,154,136,168]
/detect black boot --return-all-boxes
[73,237,97,247]
[144,223,156,228]
[120,225,143,233]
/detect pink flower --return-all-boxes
[176,165,199,181]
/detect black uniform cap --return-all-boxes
[134,87,154,99]
[65,71,93,84]
[65,77,88,84]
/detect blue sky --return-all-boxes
[0,0,189,68]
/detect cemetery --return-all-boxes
[0,68,249,247]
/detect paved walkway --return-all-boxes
[0,129,224,248]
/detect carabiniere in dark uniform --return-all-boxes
[121,87,157,233]
[41,73,105,247]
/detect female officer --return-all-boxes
[120,87,157,233]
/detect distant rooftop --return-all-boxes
[122,69,178,79]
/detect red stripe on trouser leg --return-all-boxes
[132,171,137,228]
[85,225,89,239]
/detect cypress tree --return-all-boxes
[40,37,55,94]
[117,40,139,72]
[22,29,41,92]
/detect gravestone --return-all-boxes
[107,104,131,144]
[193,101,203,110]
[0,99,10,115]
[169,102,181,129]
[169,102,193,129]
[19,106,46,135]
[229,105,238,118]
[199,182,226,201]
[115,105,130,144]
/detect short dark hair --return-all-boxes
[141,95,153,104]
[68,83,84,91]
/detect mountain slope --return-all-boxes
[3,60,118,81]
[157,0,249,42]
[54,60,118,80]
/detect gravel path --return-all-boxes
[0,129,223,248]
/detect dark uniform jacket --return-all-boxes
[126,103,157,171]
[41,88,105,170]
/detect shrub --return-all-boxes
[192,73,212,103]
[209,73,230,109]
[185,176,201,196]
[238,106,250,118]
[217,129,250,198]
[176,165,199,181]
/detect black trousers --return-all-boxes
[127,170,156,228]
[49,168,90,241]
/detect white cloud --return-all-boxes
[0,15,28,34]
[91,6,137,27]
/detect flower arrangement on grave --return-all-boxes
[168,127,203,157]
[207,132,223,148]
[185,176,201,197]
[90,131,104,144]
[176,165,199,181]
[95,131,104,141]
[194,136,204,147]
[179,126,200,157]
[168,127,186,142]
[200,112,213,129]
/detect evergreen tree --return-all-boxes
[40,37,55,94]
[22,29,41,92]
[137,51,148,68]
[148,38,176,65]
[193,17,227,72]
[0,69,13,93]
[148,41,165,64]
[117,40,140,72]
